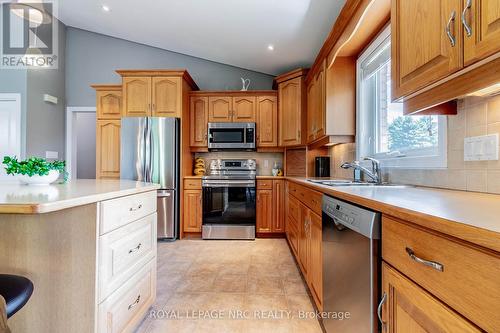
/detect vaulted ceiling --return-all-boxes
[58,0,346,75]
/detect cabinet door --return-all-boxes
[233,96,256,122]
[314,62,326,138]
[381,263,481,333]
[96,90,122,119]
[392,0,463,99]
[306,79,317,143]
[183,190,202,232]
[122,77,151,117]
[279,77,303,146]
[208,97,232,122]
[256,189,273,233]
[298,203,310,278]
[96,119,121,179]
[464,0,500,65]
[152,77,181,117]
[309,211,322,310]
[190,97,208,147]
[256,96,278,147]
[272,180,285,232]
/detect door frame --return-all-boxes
[0,93,22,182]
[65,106,96,180]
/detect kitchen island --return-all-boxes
[0,179,159,333]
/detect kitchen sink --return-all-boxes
[307,179,413,188]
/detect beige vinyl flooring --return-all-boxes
[135,238,322,333]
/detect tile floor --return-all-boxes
[135,239,322,333]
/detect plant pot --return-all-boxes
[17,170,60,185]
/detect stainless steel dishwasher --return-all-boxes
[322,195,381,333]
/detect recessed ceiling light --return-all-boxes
[101,5,110,12]
[267,45,275,51]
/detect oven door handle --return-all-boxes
[202,180,256,188]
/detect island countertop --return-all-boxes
[0,179,160,214]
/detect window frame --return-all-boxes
[355,25,447,169]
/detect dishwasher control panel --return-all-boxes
[322,195,380,239]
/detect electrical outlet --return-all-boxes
[464,134,499,161]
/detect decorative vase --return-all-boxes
[17,170,60,185]
[240,78,251,91]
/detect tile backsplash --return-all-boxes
[329,95,500,194]
[194,152,283,176]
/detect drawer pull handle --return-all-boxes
[406,247,444,272]
[461,0,472,37]
[129,243,142,254]
[445,10,457,47]
[377,292,387,329]
[128,295,141,310]
[129,204,143,212]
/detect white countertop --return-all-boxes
[0,179,160,214]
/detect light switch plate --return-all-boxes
[45,151,58,159]
[464,134,499,161]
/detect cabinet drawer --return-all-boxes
[382,216,500,332]
[100,191,156,235]
[98,259,156,333]
[257,179,273,190]
[184,178,201,189]
[288,182,322,215]
[99,213,157,302]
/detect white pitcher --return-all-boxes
[240,78,251,91]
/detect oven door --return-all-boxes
[202,179,256,239]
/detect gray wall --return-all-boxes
[26,20,66,159]
[65,28,275,106]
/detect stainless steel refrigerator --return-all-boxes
[120,117,179,240]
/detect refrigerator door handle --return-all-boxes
[144,118,152,182]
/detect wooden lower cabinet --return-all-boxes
[381,263,480,333]
[285,181,323,310]
[96,119,121,179]
[308,211,322,310]
[256,189,273,233]
[272,180,285,232]
[183,189,202,232]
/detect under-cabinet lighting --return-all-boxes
[267,45,275,51]
[101,5,110,12]
[468,83,500,97]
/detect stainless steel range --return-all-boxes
[201,159,256,240]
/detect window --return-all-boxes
[356,26,447,168]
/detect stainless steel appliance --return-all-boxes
[322,195,381,333]
[202,159,256,239]
[207,122,256,151]
[120,117,179,240]
[315,156,330,177]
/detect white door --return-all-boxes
[0,94,21,181]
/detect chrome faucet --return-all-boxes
[341,157,382,184]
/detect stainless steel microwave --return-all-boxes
[207,122,256,151]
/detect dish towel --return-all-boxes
[0,296,10,333]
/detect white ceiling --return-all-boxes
[58,0,346,75]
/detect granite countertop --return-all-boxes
[0,179,160,214]
[288,177,500,252]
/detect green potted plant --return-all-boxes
[2,156,67,185]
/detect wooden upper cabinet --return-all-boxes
[314,62,326,139]
[392,0,463,100]
[92,85,122,120]
[463,0,500,65]
[122,77,152,117]
[233,96,256,122]
[256,189,273,233]
[256,96,278,147]
[183,189,202,232]
[208,97,232,122]
[278,75,306,147]
[152,77,181,117]
[306,79,317,143]
[190,96,208,147]
[96,120,121,179]
[381,263,480,333]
